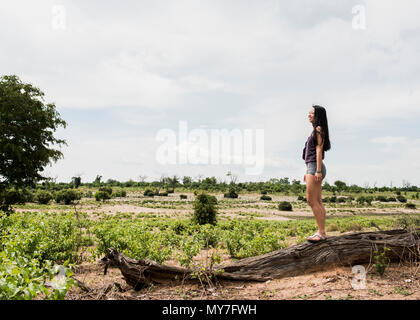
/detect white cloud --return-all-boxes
[370,136,408,145]
[2,1,420,185]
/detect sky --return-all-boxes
[1,0,419,187]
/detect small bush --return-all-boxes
[35,190,53,205]
[405,203,416,209]
[224,188,238,199]
[95,191,111,202]
[167,189,174,194]
[337,197,347,203]
[157,192,169,197]
[375,195,388,202]
[387,197,397,202]
[84,190,93,198]
[143,189,156,197]
[278,201,292,211]
[113,189,127,198]
[365,196,374,206]
[55,189,82,205]
[3,188,34,205]
[180,194,188,200]
[171,220,190,235]
[260,195,272,201]
[356,196,365,205]
[192,193,218,226]
[297,195,305,201]
[397,195,407,203]
[261,190,268,195]
[374,247,390,276]
[98,186,113,196]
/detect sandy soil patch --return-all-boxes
[68,261,420,300]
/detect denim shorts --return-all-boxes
[306,162,326,180]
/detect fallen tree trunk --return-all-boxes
[105,228,420,289]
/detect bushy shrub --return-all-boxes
[167,189,174,194]
[260,195,272,201]
[98,186,113,196]
[397,195,407,203]
[2,188,34,205]
[297,195,306,201]
[387,197,397,202]
[405,203,416,209]
[0,252,76,300]
[375,195,388,202]
[365,196,373,206]
[157,192,169,197]
[84,190,93,198]
[35,190,53,205]
[192,193,218,226]
[261,190,268,195]
[356,196,366,205]
[113,189,127,198]
[171,220,191,235]
[278,201,292,211]
[337,197,347,203]
[180,194,188,200]
[95,191,111,202]
[143,189,156,197]
[224,188,238,199]
[54,189,82,205]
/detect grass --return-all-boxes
[394,287,411,296]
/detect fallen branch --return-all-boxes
[106,228,420,289]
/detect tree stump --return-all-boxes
[105,228,420,289]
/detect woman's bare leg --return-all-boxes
[306,174,326,238]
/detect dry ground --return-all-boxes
[68,259,420,300]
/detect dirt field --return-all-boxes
[16,191,419,300]
[68,261,420,300]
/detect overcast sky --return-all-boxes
[1,0,420,187]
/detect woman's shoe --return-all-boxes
[307,232,327,243]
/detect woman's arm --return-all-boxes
[315,126,324,181]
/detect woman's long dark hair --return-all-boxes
[312,105,331,151]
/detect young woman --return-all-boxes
[302,105,331,243]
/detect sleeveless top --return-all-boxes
[302,132,324,164]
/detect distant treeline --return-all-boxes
[37,176,419,195]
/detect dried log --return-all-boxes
[106,228,420,289]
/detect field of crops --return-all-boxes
[1,187,419,300]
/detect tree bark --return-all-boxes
[105,228,420,289]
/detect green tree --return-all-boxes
[0,75,67,214]
[72,176,81,189]
[93,175,102,187]
[182,176,192,187]
[167,175,180,191]
[192,193,218,225]
[334,180,347,194]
